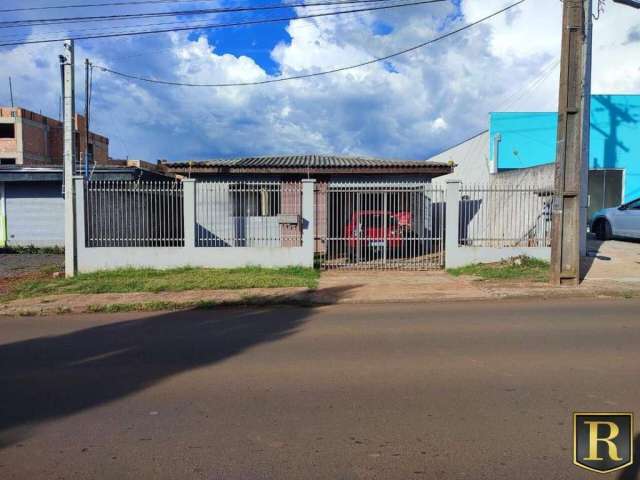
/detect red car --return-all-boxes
[344,210,416,261]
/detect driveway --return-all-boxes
[583,238,640,284]
[1,299,640,479]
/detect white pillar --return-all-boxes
[182,179,196,248]
[0,181,5,247]
[302,179,316,267]
[73,177,85,272]
[445,180,461,269]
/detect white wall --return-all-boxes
[431,131,492,186]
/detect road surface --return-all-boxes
[1,299,639,479]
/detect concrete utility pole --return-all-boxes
[61,40,77,277]
[550,0,592,286]
[84,58,90,178]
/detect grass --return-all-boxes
[447,256,550,282]
[1,266,319,302]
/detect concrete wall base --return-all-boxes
[445,246,551,269]
[76,246,312,273]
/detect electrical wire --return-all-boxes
[0,0,428,29]
[453,56,560,169]
[0,1,414,43]
[0,0,445,47]
[94,0,525,87]
[0,0,243,14]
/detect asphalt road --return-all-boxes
[1,299,640,479]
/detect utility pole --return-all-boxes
[61,40,77,278]
[8,77,13,107]
[550,0,592,286]
[84,58,90,178]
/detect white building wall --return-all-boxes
[429,131,555,255]
[431,131,492,186]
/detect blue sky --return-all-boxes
[1,0,639,162]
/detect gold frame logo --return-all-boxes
[573,412,634,474]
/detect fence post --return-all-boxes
[73,176,85,273]
[445,180,461,269]
[183,179,196,248]
[301,179,316,267]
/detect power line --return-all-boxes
[95,0,525,87]
[0,0,415,29]
[0,0,445,47]
[0,1,406,42]
[0,0,234,14]
[0,2,402,43]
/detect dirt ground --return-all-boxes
[0,254,64,296]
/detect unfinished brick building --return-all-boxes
[0,106,108,167]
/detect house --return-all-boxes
[0,106,108,168]
[0,162,171,248]
[0,106,172,248]
[431,94,640,221]
[164,155,453,268]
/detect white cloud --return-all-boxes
[1,0,638,162]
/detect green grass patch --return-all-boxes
[2,266,319,302]
[447,256,550,282]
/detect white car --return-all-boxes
[590,197,640,240]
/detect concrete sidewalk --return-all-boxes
[2,238,640,316]
[313,270,490,304]
[2,268,639,316]
[582,238,640,284]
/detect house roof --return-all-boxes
[165,155,453,175]
[0,165,170,182]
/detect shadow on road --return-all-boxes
[0,286,355,447]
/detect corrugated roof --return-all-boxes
[168,155,450,170]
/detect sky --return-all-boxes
[1,0,639,162]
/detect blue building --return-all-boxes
[488,94,640,218]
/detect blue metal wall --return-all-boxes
[489,94,640,202]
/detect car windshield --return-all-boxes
[358,214,398,228]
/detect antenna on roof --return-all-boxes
[8,77,14,108]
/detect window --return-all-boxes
[626,198,640,210]
[231,185,281,217]
[0,158,16,165]
[0,124,15,139]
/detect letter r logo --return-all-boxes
[574,413,634,473]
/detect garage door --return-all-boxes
[5,181,64,247]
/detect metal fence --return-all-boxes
[195,181,302,247]
[84,180,184,247]
[316,183,445,270]
[459,184,554,248]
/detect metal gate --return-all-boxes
[315,182,445,270]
